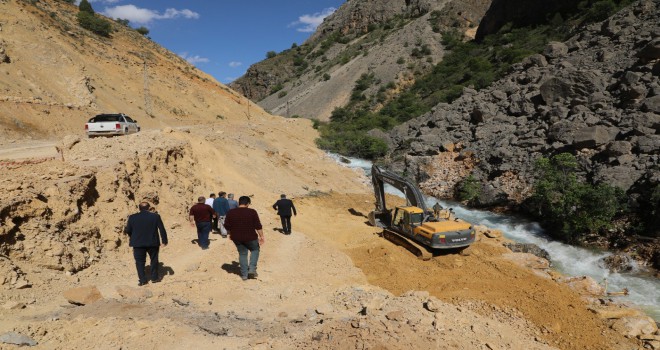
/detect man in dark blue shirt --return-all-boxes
[273,194,297,235]
[213,191,230,238]
[125,202,168,286]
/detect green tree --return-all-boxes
[266,51,277,59]
[530,153,624,242]
[78,0,94,14]
[77,11,112,37]
[457,175,481,203]
[136,26,149,35]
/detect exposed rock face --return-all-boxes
[387,1,659,209]
[475,0,578,41]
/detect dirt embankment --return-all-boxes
[0,124,644,349]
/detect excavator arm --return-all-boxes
[369,165,430,227]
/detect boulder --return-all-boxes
[543,41,568,59]
[63,286,103,305]
[562,276,605,298]
[589,306,644,319]
[636,37,660,61]
[611,316,658,337]
[504,243,551,261]
[604,141,632,157]
[0,332,37,347]
[601,254,634,273]
[641,95,660,114]
[572,126,616,149]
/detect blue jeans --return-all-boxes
[234,240,260,279]
[133,246,159,283]
[196,221,211,248]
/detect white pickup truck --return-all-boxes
[85,113,140,138]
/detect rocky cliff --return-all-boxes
[384,0,658,230]
[230,0,491,121]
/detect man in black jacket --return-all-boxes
[273,194,297,235]
[125,202,168,286]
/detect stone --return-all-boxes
[315,304,334,315]
[116,285,153,301]
[636,38,660,61]
[425,298,442,312]
[484,229,503,238]
[562,276,605,298]
[385,310,406,322]
[590,306,644,319]
[641,95,660,113]
[0,332,37,347]
[3,301,25,310]
[162,127,173,133]
[504,243,550,261]
[611,316,658,337]
[572,126,615,149]
[63,286,103,305]
[543,42,568,59]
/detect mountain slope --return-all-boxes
[0,0,252,141]
[230,0,490,121]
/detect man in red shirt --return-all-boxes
[189,196,216,250]
[224,196,264,280]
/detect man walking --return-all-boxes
[273,194,296,234]
[213,191,230,238]
[224,196,264,280]
[227,193,239,210]
[189,196,215,250]
[206,193,218,232]
[124,202,168,286]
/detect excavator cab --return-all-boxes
[392,207,424,235]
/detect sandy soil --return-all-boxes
[0,122,642,350]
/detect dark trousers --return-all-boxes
[133,246,159,283]
[196,221,211,248]
[212,216,218,232]
[280,215,292,233]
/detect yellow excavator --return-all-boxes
[368,165,476,259]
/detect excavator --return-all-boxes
[368,165,476,260]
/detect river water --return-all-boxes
[329,154,659,320]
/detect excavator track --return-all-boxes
[380,229,432,261]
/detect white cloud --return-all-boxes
[228,61,242,68]
[180,52,209,65]
[290,7,336,33]
[102,5,199,25]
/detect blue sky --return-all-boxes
[84,0,345,83]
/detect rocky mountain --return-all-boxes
[384,0,659,233]
[0,0,248,142]
[230,0,491,121]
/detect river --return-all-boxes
[329,154,660,321]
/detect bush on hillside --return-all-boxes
[77,11,112,37]
[136,26,149,35]
[529,153,625,243]
[78,0,94,14]
[266,51,277,59]
[457,175,481,203]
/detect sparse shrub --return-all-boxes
[270,84,283,94]
[266,51,277,59]
[136,26,149,35]
[77,11,112,37]
[396,57,405,64]
[115,18,130,26]
[323,73,331,81]
[278,90,288,98]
